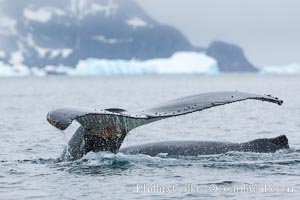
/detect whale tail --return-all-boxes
[271,135,289,148]
[65,113,149,154]
[47,91,283,156]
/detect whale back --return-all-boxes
[241,135,289,153]
[119,136,289,157]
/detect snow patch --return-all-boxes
[50,49,61,58]
[90,2,118,17]
[61,49,73,58]
[25,35,73,58]
[26,34,50,58]
[9,50,24,65]
[126,17,149,28]
[0,51,5,58]
[260,63,300,75]
[50,49,73,59]
[23,7,66,23]
[70,0,118,18]
[92,35,118,44]
[0,17,17,35]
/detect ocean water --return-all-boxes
[0,75,299,199]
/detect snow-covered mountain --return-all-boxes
[0,0,257,74]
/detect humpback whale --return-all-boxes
[120,135,289,156]
[47,91,287,161]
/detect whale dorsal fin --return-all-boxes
[271,135,288,146]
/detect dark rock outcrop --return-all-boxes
[206,41,258,72]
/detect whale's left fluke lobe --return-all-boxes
[141,91,283,118]
[47,91,283,158]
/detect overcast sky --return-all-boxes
[138,0,300,66]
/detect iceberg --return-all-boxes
[260,63,300,75]
[0,62,30,77]
[0,52,219,76]
[69,52,219,76]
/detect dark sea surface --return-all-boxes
[0,75,299,199]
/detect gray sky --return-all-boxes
[138,0,300,66]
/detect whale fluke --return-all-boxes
[47,91,282,131]
[47,91,283,159]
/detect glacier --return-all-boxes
[0,52,219,77]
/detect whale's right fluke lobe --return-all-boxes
[141,91,283,118]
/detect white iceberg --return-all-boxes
[260,63,300,75]
[0,62,30,77]
[0,51,219,76]
[69,52,219,76]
